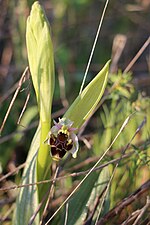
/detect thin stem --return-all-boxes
[17,83,31,125]
[64,203,69,225]
[79,0,110,94]
[40,165,60,225]
[123,36,150,73]
[132,196,150,225]
[0,67,29,135]
[0,151,135,192]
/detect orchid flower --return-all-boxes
[46,118,79,160]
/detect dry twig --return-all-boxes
[97,180,150,225]
[0,67,29,134]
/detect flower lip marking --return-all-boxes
[46,118,79,161]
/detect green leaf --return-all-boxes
[61,172,99,225]
[92,166,110,222]
[13,125,40,225]
[26,1,54,181]
[61,167,110,225]
[64,60,110,129]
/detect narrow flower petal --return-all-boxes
[70,133,79,158]
[50,125,59,134]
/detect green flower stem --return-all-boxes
[37,122,52,182]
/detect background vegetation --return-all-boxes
[0,0,150,224]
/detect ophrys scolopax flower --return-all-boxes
[46,118,79,161]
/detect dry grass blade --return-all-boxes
[28,188,51,225]
[28,165,60,225]
[0,66,29,135]
[0,153,134,192]
[83,187,107,225]
[79,0,110,94]
[0,152,134,192]
[0,163,26,182]
[121,210,141,225]
[132,196,150,225]
[0,121,38,144]
[17,88,31,125]
[0,82,18,105]
[0,108,66,145]
[0,204,14,223]
[123,36,150,73]
[39,165,60,225]
[97,180,150,225]
[64,203,69,225]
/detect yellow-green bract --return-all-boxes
[65,60,110,129]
